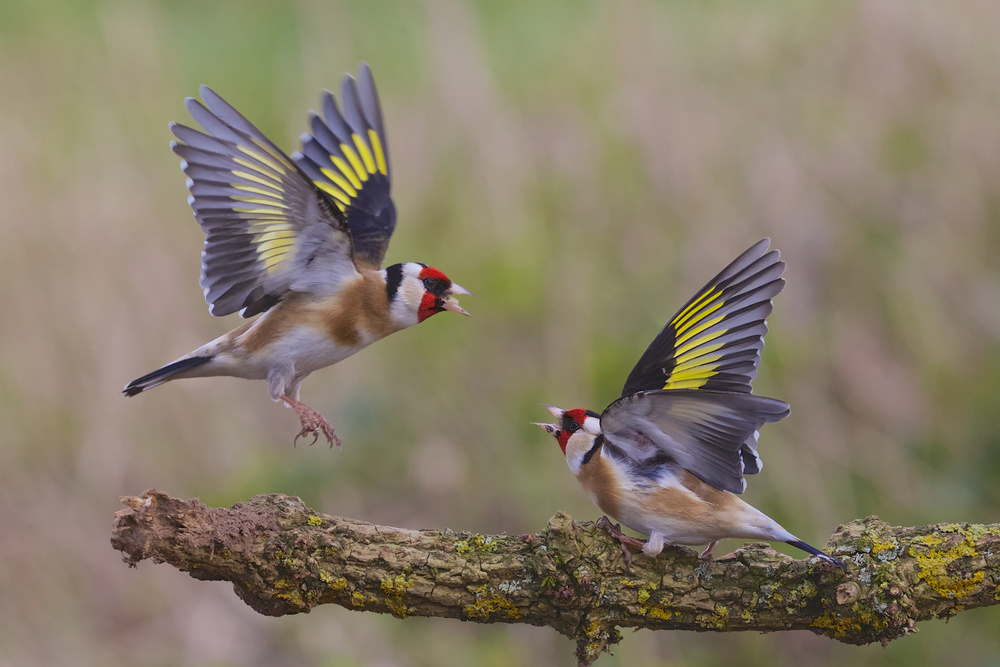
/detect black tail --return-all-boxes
[787,539,845,568]
[123,356,212,396]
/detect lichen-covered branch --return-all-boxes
[111,490,1000,666]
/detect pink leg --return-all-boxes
[596,516,645,568]
[698,540,719,562]
[280,395,342,450]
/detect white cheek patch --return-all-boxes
[389,278,424,329]
[566,449,585,476]
[582,416,602,435]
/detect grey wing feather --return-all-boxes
[600,390,790,494]
[172,87,358,317]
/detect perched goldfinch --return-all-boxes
[124,63,471,448]
[535,239,843,568]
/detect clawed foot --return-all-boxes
[698,540,719,563]
[280,395,342,450]
[596,516,645,568]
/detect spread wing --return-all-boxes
[620,238,785,397]
[600,390,790,494]
[293,62,395,270]
[172,87,358,317]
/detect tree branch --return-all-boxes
[111,490,1000,666]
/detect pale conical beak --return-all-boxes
[441,282,474,317]
[531,422,558,435]
[449,282,475,297]
[441,296,470,317]
[539,403,565,420]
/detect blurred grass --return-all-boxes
[2,0,1000,665]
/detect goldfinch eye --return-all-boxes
[566,420,580,433]
[423,277,440,291]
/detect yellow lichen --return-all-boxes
[380,574,414,618]
[307,515,322,526]
[577,620,619,662]
[633,581,674,620]
[965,524,1000,542]
[710,604,729,629]
[811,610,861,638]
[870,536,900,559]
[464,585,520,620]
[908,533,984,599]
[647,607,673,620]
[813,602,890,638]
[582,620,604,639]
[455,535,499,555]
[351,591,366,607]
[273,578,304,606]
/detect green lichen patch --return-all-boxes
[464,584,520,620]
[964,524,1000,543]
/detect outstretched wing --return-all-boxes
[172,87,358,317]
[600,389,790,494]
[620,239,785,397]
[294,63,395,270]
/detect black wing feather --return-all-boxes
[293,62,396,270]
[622,239,785,397]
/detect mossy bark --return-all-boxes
[112,490,1000,666]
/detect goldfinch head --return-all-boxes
[386,262,473,326]
[533,405,601,454]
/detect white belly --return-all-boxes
[204,324,369,381]
[270,325,368,375]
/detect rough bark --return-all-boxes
[112,489,1000,666]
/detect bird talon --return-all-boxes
[282,394,340,450]
[596,516,642,568]
[321,422,342,450]
[294,427,320,447]
[292,426,319,447]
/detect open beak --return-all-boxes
[539,403,565,420]
[441,282,474,317]
[449,282,475,297]
[441,296,470,317]
[532,422,558,435]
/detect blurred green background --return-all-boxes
[3,0,1000,665]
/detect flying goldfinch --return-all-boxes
[124,63,471,448]
[535,239,843,568]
